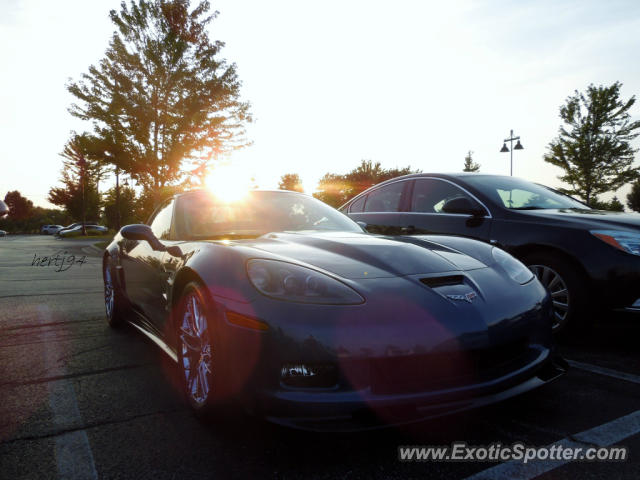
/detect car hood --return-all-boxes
[517,208,640,230]
[238,231,487,279]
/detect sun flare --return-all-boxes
[204,164,252,203]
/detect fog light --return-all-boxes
[280,363,338,388]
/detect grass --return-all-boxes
[93,239,113,250]
[57,232,115,250]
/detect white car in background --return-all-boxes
[0,230,6,237]
[58,224,108,237]
[41,224,64,235]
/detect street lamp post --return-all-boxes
[500,129,524,176]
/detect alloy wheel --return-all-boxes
[528,264,570,330]
[179,292,212,406]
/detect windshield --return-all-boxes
[462,176,588,210]
[176,190,362,239]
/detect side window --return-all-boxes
[149,201,174,240]
[411,179,475,213]
[363,182,405,212]
[349,195,366,213]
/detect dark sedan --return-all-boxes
[103,189,564,430]
[340,173,640,332]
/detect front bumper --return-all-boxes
[255,349,566,432]
[583,247,640,311]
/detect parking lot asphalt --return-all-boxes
[1,235,639,479]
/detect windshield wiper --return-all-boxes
[510,206,547,210]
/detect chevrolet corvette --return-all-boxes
[103,189,566,430]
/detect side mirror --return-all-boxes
[356,221,368,232]
[120,224,182,257]
[0,200,8,218]
[441,197,486,216]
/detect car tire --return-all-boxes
[103,257,128,328]
[523,251,590,335]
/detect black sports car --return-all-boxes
[103,189,565,430]
[340,174,640,333]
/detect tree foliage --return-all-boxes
[590,196,625,212]
[1,191,71,233]
[463,151,480,172]
[3,191,34,220]
[48,135,103,222]
[102,186,140,229]
[313,160,419,207]
[67,0,251,196]
[0,204,70,234]
[278,173,303,192]
[627,181,640,213]
[543,82,640,205]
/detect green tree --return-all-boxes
[67,0,251,200]
[48,135,103,224]
[278,173,304,192]
[313,160,419,207]
[102,186,140,229]
[136,184,185,222]
[463,151,480,172]
[3,191,34,220]
[544,82,640,206]
[627,181,640,212]
[590,196,625,212]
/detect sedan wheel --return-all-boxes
[178,287,213,409]
[528,264,569,330]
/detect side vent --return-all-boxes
[420,275,464,288]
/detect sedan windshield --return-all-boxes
[462,176,588,210]
[176,190,363,239]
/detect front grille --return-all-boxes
[369,338,530,394]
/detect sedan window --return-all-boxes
[349,195,366,213]
[463,175,588,210]
[363,181,405,212]
[411,179,475,213]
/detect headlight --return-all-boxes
[591,230,640,256]
[247,259,364,304]
[491,247,534,284]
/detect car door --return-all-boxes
[346,179,413,235]
[405,178,492,240]
[120,200,175,331]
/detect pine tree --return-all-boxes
[463,151,480,172]
[544,82,640,205]
[627,181,640,212]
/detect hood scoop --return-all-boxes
[420,275,464,288]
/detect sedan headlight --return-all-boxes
[591,230,640,256]
[247,259,364,304]
[491,247,534,284]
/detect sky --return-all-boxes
[1,0,640,208]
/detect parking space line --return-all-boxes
[567,359,640,385]
[463,409,640,480]
[41,305,98,480]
